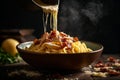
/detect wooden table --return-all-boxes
[0,54,120,80]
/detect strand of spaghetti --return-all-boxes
[50,12,53,29]
[43,12,46,32]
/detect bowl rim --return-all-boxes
[16,41,104,55]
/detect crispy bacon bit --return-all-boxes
[73,37,79,42]
[49,30,57,39]
[60,32,67,37]
[94,61,105,67]
[107,56,116,63]
[33,39,40,45]
[105,63,112,67]
[100,68,108,72]
[108,70,120,76]
[61,38,67,42]
[95,63,105,67]
[61,42,68,48]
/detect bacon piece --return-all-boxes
[94,61,105,67]
[107,56,116,63]
[108,70,120,76]
[49,30,56,39]
[100,67,108,72]
[73,37,79,42]
[61,38,67,42]
[61,42,68,48]
[60,32,67,37]
[33,39,40,45]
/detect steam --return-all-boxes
[58,0,104,40]
[81,2,103,24]
[58,0,82,35]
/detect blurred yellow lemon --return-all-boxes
[1,38,19,56]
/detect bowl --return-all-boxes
[16,41,103,71]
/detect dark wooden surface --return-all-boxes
[0,54,120,80]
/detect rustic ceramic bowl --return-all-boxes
[16,41,103,71]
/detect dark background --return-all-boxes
[0,0,120,53]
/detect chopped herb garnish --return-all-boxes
[0,47,22,64]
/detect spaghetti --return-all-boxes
[26,30,92,53]
[27,0,92,53]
